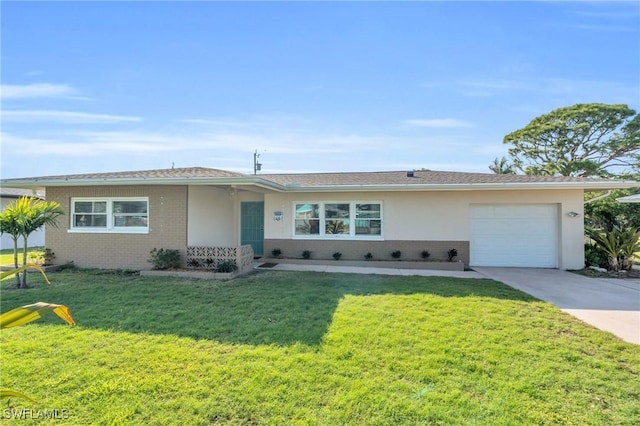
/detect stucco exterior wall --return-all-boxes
[264,189,585,269]
[46,186,187,269]
[188,186,235,246]
[187,187,264,247]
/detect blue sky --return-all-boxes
[1,1,639,179]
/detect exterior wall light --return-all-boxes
[567,211,580,218]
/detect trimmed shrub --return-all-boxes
[216,260,238,273]
[447,249,458,262]
[148,248,181,270]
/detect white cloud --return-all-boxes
[404,118,473,128]
[457,79,525,97]
[0,130,372,159]
[1,132,173,157]
[2,110,142,123]
[572,24,637,32]
[178,118,246,127]
[456,76,638,105]
[1,122,494,178]
[1,83,75,99]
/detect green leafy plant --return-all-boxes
[0,265,75,403]
[364,252,373,261]
[332,252,342,261]
[28,248,57,266]
[585,227,639,271]
[148,248,181,270]
[186,258,201,268]
[216,260,238,273]
[447,249,458,262]
[27,250,46,265]
[421,250,431,260]
[584,243,607,268]
[271,248,282,258]
[618,228,640,270]
[391,250,402,259]
[302,250,312,260]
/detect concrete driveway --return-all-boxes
[473,267,640,345]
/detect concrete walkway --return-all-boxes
[473,267,640,345]
[255,262,640,344]
[256,262,485,279]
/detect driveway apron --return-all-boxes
[473,267,640,345]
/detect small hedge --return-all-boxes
[148,248,181,270]
[216,260,238,273]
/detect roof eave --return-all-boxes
[0,176,288,192]
[2,177,637,193]
[283,181,640,192]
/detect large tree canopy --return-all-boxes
[499,103,639,177]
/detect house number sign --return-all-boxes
[273,211,283,222]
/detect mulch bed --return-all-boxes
[576,268,640,279]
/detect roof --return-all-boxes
[10,167,246,182]
[617,194,640,203]
[2,167,638,192]
[260,170,602,186]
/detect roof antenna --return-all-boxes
[253,150,262,175]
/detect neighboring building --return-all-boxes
[617,194,640,203]
[0,188,46,250]
[2,167,638,270]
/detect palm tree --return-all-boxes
[0,207,23,287]
[489,157,516,174]
[0,197,64,288]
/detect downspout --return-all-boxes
[584,190,612,204]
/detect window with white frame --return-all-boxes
[295,203,320,235]
[71,197,149,233]
[355,203,381,236]
[294,202,382,238]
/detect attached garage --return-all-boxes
[470,204,559,268]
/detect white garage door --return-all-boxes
[470,204,558,268]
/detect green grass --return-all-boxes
[0,247,44,266]
[1,269,639,425]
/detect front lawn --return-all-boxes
[1,269,639,425]
[0,247,44,266]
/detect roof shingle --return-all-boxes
[259,170,601,187]
[13,167,248,182]
[2,167,636,190]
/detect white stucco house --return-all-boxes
[2,167,638,271]
[0,187,46,251]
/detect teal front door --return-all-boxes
[241,202,264,256]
